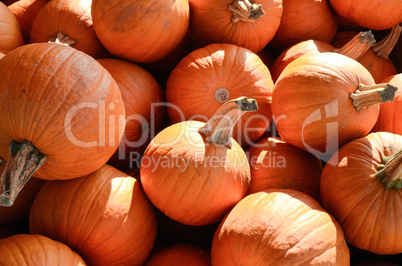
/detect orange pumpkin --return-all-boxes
[29,164,157,265]
[329,0,402,30]
[8,0,49,43]
[0,43,125,206]
[91,0,190,63]
[211,189,350,264]
[269,0,338,51]
[188,0,283,53]
[146,244,211,266]
[29,0,109,59]
[97,58,166,171]
[246,137,323,200]
[0,1,24,54]
[270,30,375,82]
[372,74,402,135]
[320,132,402,254]
[272,52,397,156]
[141,97,256,226]
[0,234,86,265]
[166,43,274,147]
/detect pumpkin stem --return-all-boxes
[375,149,402,190]
[349,83,398,111]
[0,140,46,207]
[48,31,77,46]
[228,0,265,23]
[198,96,258,148]
[332,30,376,60]
[371,24,402,59]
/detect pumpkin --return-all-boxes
[269,0,338,52]
[141,97,256,226]
[372,74,402,135]
[0,234,86,265]
[166,43,274,147]
[29,164,157,265]
[146,244,211,266]
[188,0,283,53]
[332,25,401,83]
[320,132,402,254]
[211,189,350,264]
[91,0,190,63]
[270,30,376,82]
[97,58,166,171]
[0,43,125,207]
[271,52,397,156]
[29,0,109,59]
[0,52,4,59]
[0,164,45,224]
[8,0,49,43]
[246,137,323,200]
[0,1,24,54]
[329,0,402,31]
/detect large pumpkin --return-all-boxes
[320,132,402,255]
[211,189,350,264]
[29,0,109,58]
[166,43,274,147]
[0,1,24,54]
[271,52,397,156]
[0,43,125,206]
[188,0,283,53]
[0,234,85,265]
[141,97,256,226]
[29,164,157,265]
[91,0,190,63]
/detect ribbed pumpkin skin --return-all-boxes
[272,52,377,155]
[372,74,402,135]
[0,1,24,54]
[91,0,189,63]
[29,164,157,265]
[0,43,124,180]
[141,120,251,226]
[329,0,402,30]
[246,137,323,200]
[211,189,350,265]
[29,0,109,59]
[0,234,86,265]
[146,244,211,266]
[320,132,402,255]
[188,0,283,53]
[8,0,49,43]
[166,43,274,147]
[97,58,166,170]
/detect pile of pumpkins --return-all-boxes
[0,0,401,265]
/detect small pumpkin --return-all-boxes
[320,132,402,254]
[166,43,274,147]
[0,1,24,54]
[0,43,125,207]
[269,0,338,51]
[29,164,157,265]
[246,137,323,200]
[329,0,402,30]
[272,52,397,155]
[188,0,283,53]
[91,0,190,63]
[146,244,211,266]
[141,97,256,226]
[270,30,375,82]
[8,0,49,43]
[29,0,109,59]
[211,189,350,264]
[0,234,86,265]
[372,74,402,135]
